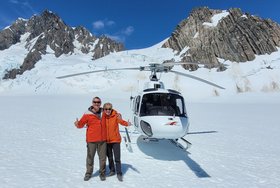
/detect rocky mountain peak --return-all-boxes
[26,10,68,41]
[163,7,280,71]
[0,10,124,79]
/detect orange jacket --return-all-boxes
[102,109,128,143]
[77,107,106,143]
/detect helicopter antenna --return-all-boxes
[129,83,135,103]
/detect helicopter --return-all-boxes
[57,61,225,150]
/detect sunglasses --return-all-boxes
[104,108,112,111]
[93,101,101,104]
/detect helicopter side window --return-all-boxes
[134,95,141,115]
[175,98,184,115]
[140,94,152,116]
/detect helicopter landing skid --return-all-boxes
[123,128,133,152]
[170,137,192,151]
[123,136,132,152]
[142,137,159,142]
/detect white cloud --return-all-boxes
[105,27,134,43]
[92,19,115,30]
[92,19,134,45]
[106,20,115,26]
[8,0,37,16]
[122,26,134,36]
[1,0,37,29]
[93,20,105,29]
[105,34,124,43]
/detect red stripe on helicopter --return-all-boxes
[165,121,178,126]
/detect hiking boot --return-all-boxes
[84,174,91,181]
[108,171,115,176]
[117,173,123,182]
[99,174,106,181]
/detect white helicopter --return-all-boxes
[57,61,225,150]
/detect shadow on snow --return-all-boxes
[136,135,210,178]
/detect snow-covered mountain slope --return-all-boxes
[1,37,280,100]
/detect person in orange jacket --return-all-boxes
[102,102,131,182]
[74,96,107,181]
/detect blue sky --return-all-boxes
[1,0,279,50]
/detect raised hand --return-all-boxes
[74,118,79,128]
[127,119,132,126]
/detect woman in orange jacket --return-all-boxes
[102,102,130,182]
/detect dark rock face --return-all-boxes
[1,10,124,79]
[0,19,27,50]
[162,7,280,71]
[92,36,124,60]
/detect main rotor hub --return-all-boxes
[146,63,172,81]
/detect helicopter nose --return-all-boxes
[139,116,189,139]
[140,120,153,137]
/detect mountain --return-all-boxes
[0,10,124,79]
[0,8,279,96]
[162,7,280,71]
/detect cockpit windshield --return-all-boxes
[140,93,185,116]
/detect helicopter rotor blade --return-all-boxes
[56,67,140,79]
[162,61,207,67]
[170,70,225,89]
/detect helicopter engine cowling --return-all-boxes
[143,81,165,90]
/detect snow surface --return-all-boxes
[0,94,280,188]
[0,36,280,187]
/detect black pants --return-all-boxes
[107,143,122,175]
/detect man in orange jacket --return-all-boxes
[102,102,131,182]
[74,96,107,181]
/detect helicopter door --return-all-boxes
[133,95,141,128]
[133,95,141,115]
